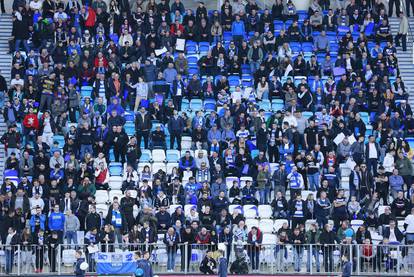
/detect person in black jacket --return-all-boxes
[135,106,152,149]
[47,231,60,272]
[168,110,185,150]
[85,205,101,232]
[319,224,339,273]
[12,13,30,53]
[112,126,129,164]
[200,250,217,274]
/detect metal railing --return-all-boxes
[0,243,413,275]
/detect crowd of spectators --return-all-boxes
[1,0,414,274]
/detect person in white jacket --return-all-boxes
[405,207,414,243]
[382,150,395,175]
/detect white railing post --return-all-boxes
[356,245,360,275]
[57,244,61,275]
[17,244,21,276]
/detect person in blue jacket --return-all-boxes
[218,250,228,277]
[231,15,245,47]
[30,206,46,233]
[48,204,65,242]
[135,251,153,277]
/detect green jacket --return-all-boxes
[306,229,321,244]
[395,157,413,176]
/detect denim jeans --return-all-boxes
[274,245,286,271]
[293,247,303,272]
[307,246,321,272]
[80,144,93,160]
[15,39,30,53]
[250,61,260,74]
[259,187,270,204]
[5,249,13,273]
[167,250,176,270]
[65,230,78,245]
[308,172,320,191]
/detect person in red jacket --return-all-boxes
[94,162,109,190]
[84,6,96,34]
[170,20,184,36]
[22,107,39,146]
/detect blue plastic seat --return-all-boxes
[140,150,152,162]
[190,99,203,111]
[203,100,216,112]
[186,45,197,54]
[228,76,240,87]
[188,67,199,75]
[187,56,198,65]
[259,100,271,111]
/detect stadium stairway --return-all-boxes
[0,14,13,181]
[389,16,414,107]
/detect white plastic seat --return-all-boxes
[301,190,316,200]
[95,190,109,204]
[96,203,109,218]
[258,205,272,218]
[262,233,277,244]
[305,219,317,231]
[184,204,197,216]
[259,219,274,233]
[152,149,166,162]
[229,204,243,215]
[166,162,179,174]
[62,249,77,266]
[137,162,152,173]
[152,162,166,173]
[245,218,259,231]
[109,176,123,190]
[273,219,289,233]
[109,190,124,202]
[351,219,365,233]
[243,204,258,218]
[181,136,192,150]
[377,205,389,216]
[127,190,138,198]
[194,149,208,158]
[169,204,182,215]
[226,176,239,190]
[239,176,253,188]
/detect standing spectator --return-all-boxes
[48,204,65,242]
[164,227,179,272]
[135,107,152,149]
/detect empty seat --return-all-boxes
[244,204,258,218]
[258,205,273,218]
[166,150,180,162]
[245,218,259,231]
[109,176,123,190]
[152,162,166,173]
[140,149,152,162]
[152,149,166,162]
[95,190,109,204]
[190,99,203,111]
[96,203,109,218]
[109,190,124,202]
[228,76,240,87]
[229,204,243,215]
[259,219,275,233]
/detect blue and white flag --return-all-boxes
[96,251,136,274]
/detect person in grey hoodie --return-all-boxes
[65,210,80,246]
[336,137,352,163]
[163,62,178,84]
